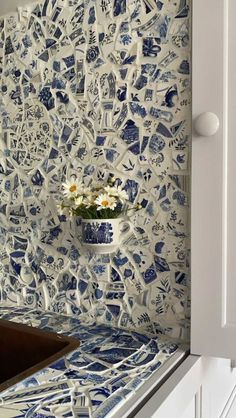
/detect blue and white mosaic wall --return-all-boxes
[0,0,191,340]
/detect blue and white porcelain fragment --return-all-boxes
[81,218,133,254]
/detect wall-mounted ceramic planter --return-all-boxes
[81,218,131,254]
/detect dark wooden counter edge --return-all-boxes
[0,318,80,394]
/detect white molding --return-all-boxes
[133,355,201,418]
[220,384,236,417]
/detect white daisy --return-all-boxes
[104,185,129,203]
[62,179,83,198]
[94,194,117,211]
[83,194,95,208]
[74,196,84,206]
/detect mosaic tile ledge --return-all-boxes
[0,305,186,418]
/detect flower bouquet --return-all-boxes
[57,178,140,253]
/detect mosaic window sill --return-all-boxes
[0,306,187,418]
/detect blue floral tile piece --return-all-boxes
[143,38,161,57]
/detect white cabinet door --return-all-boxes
[191,0,236,358]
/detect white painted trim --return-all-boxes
[220,384,236,417]
[221,0,229,328]
[195,386,203,418]
[132,355,201,418]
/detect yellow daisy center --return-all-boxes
[69,184,77,193]
[101,200,109,207]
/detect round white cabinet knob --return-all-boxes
[194,112,220,137]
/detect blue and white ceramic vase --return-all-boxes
[81,218,131,254]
